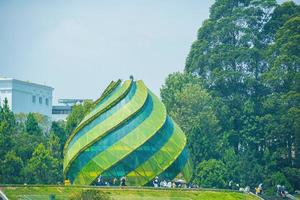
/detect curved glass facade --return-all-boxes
[63,80,192,186]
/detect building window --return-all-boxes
[39,97,42,104]
[45,98,49,106]
[32,95,36,103]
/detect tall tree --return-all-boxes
[195,159,228,188]
[25,113,42,135]
[162,0,300,191]
[263,16,300,168]
[65,100,94,136]
[0,151,23,183]
[24,143,60,184]
[50,121,67,153]
[161,72,221,168]
[263,1,300,43]
[0,98,15,172]
[185,0,277,157]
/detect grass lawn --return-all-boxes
[1,186,259,200]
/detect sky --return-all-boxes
[0,0,297,103]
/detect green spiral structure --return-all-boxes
[63,79,192,186]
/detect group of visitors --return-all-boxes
[95,175,126,187]
[152,176,192,188]
[95,175,292,198]
[229,181,291,198]
[228,181,263,195]
[152,177,174,188]
[228,180,241,190]
[95,175,190,189]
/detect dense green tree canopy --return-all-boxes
[161,72,221,167]
[0,97,93,184]
[65,100,94,136]
[161,0,300,193]
[195,159,228,188]
[0,151,23,184]
[25,113,42,135]
[24,143,60,184]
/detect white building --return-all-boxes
[0,77,53,117]
[52,99,92,121]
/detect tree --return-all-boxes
[262,16,300,168]
[31,113,52,135]
[161,72,203,114]
[162,0,300,192]
[47,133,63,183]
[256,16,300,193]
[186,0,276,90]
[222,148,240,185]
[263,1,300,43]
[0,99,63,184]
[0,151,23,183]
[65,100,94,136]
[195,159,228,188]
[50,121,67,153]
[265,16,300,93]
[264,172,293,194]
[15,113,47,162]
[185,0,278,159]
[161,72,221,168]
[0,98,16,131]
[283,167,300,192]
[24,143,60,184]
[25,113,42,135]
[48,133,62,159]
[0,98,15,162]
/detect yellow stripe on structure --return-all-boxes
[64,81,147,173]
[125,121,186,186]
[78,80,126,127]
[93,79,121,106]
[63,80,132,154]
[73,91,167,185]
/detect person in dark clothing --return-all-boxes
[120,176,126,187]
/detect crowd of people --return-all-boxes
[152,176,195,188]
[229,181,292,198]
[94,175,192,189]
[94,176,129,187]
[95,175,126,187]
[92,175,293,198]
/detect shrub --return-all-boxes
[69,189,111,200]
[194,159,228,188]
[264,172,293,195]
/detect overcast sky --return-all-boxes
[0,0,297,103]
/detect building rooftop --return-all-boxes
[0,77,54,90]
